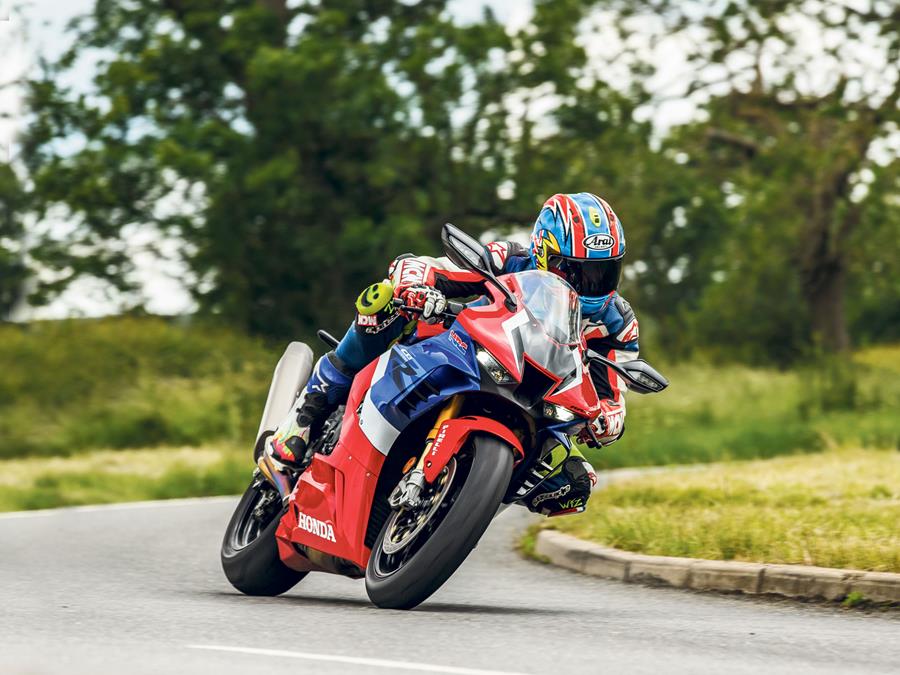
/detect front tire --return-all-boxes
[221,477,307,596]
[365,435,513,609]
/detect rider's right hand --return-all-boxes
[398,285,447,324]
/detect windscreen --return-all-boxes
[507,271,582,381]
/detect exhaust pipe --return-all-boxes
[256,342,314,442]
[253,341,314,501]
[257,453,294,502]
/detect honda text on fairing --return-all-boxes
[220,224,668,609]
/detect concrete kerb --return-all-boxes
[534,530,900,604]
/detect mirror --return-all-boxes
[586,351,669,395]
[441,223,518,310]
[620,360,669,394]
[441,222,492,274]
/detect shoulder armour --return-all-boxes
[387,253,417,277]
[614,296,634,324]
[486,241,529,275]
[612,296,639,345]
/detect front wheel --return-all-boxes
[221,476,307,596]
[365,435,514,609]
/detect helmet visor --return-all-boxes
[548,256,622,297]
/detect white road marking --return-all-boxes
[0,495,237,520]
[186,644,530,675]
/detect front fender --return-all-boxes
[423,416,524,483]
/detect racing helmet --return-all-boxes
[530,192,626,314]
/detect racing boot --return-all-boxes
[527,444,597,517]
[266,352,353,472]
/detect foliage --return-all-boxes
[588,345,900,469]
[9,0,900,364]
[17,0,527,337]
[594,0,900,359]
[544,448,900,573]
[0,445,249,511]
[0,316,280,458]
[0,164,28,318]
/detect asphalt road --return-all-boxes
[2,497,898,675]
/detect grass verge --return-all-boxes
[539,448,900,573]
[0,445,251,512]
[590,349,900,469]
[0,316,279,459]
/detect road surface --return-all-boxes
[1,497,898,674]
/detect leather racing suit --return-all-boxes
[302,241,640,516]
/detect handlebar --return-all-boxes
[391,297,466,326]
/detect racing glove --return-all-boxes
[577,402,625,448]
[398,285,447,324]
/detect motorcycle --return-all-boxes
[221,223,668,609]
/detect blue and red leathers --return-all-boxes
[290,244,639,515]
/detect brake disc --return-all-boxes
[381,459,457,555]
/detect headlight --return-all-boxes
[543,402,576,422]
[475,345,516,384]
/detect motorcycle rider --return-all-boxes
[266,192,639,517]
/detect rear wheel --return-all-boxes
[221,476,307,596]
[365,435,513,609]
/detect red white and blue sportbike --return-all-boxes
[221,224,667,609]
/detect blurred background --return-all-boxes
[0,0,897,517]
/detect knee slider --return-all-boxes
[356,281,395,316]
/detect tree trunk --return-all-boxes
[803,258,850,353]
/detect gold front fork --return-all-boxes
[394,395,463,509]
[416,394,463,471]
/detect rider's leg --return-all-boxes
[525,442,597,516]
[267,281,409,470]
[334,280,410,370]
[267,351,354,469]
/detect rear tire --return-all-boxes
[221,478,307,596]
[365,435,513,609]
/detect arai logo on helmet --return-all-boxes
[583,233,615,251]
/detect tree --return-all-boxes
[0,163,28,319]
[19,0,518,337]
[595,0,900,355]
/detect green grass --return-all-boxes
[1,316,898,513]
[542,448,900,573]
[589,348,900,469]
[0,316,280,459]
[0,445,251,511]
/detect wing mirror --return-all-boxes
[586,350,669,395]
[441,223,518,311]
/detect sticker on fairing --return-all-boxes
[295,511,337,543]
[449,330,468,352]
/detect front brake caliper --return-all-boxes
[388,468,427,510]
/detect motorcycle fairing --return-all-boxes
[458,281,602,420]
[278,326,484,572]
[277,357,385,572]
[356,326,481,454]
[422,415,524,483]
[277,275,600,573]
